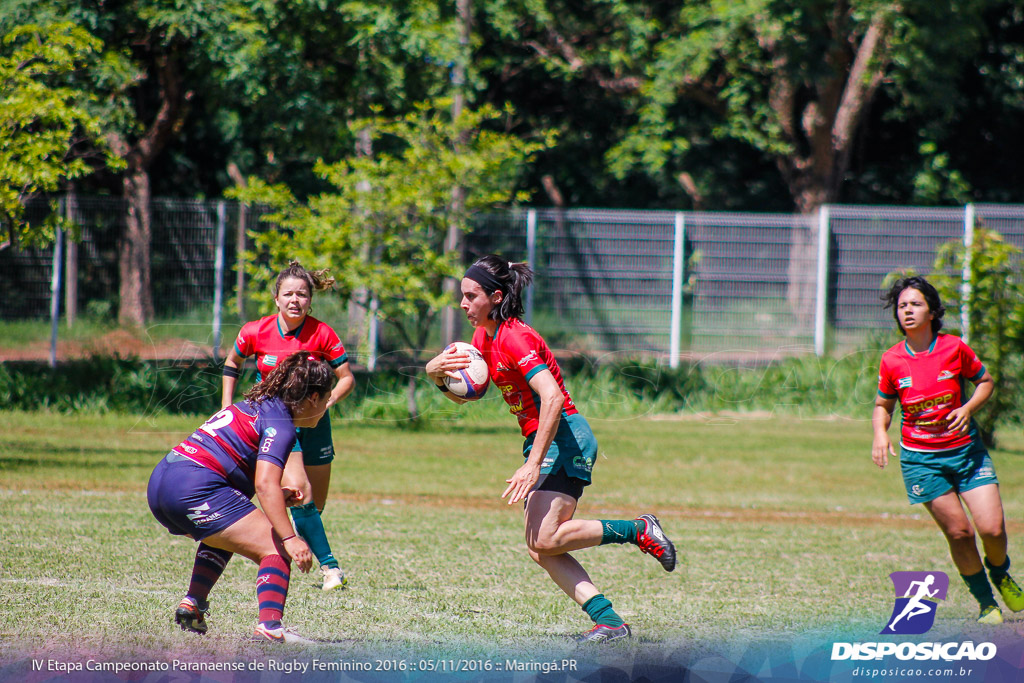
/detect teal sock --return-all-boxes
[962,570,997,609]
[985,556,1011,583]
[599,519,641,545]
[290,502,337,568]
[581,594,624,627]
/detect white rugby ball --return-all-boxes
[443,341,489,400]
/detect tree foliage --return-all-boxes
[467,0,1023,212]
[232,100,552,417]
[0,22,122,248]
[928,227,1024,446]
[605,0,993,213]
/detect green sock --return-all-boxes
[985,556,1011,583]
[581,594,624,627]
[962,570,997,609]
[599,519,641,545]
[290,502,338,569]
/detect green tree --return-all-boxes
[0,22,121,248]
[929,228,1024,447]
[472,0,1015,212]
[233,100,551,419]
[606,0,991,214]
[184,0,460,197]
[1,1,281,325]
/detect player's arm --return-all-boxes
[326,362,355,410]
[221,346,247,409]
[946,370,993,433]
[425,346,471,405]
[254,459,312,572]
[872,395,897,469]
[502,368,563,504]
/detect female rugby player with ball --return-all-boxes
[149,352,331,643]
[221,261,355,592]
[425,254,678,644]
[873,276,1024,624]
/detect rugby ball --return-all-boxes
[443,341,489,400]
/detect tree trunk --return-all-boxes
[440,0,472,347]
[773,7,898,332]
[118,167,154,326]
[226,162,248,321]
[108,47,190,326]
[406,373,419,423]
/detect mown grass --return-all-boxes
[2,411,1024,669]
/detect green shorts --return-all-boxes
[522,412,596,484]
[899,437,998,505]
[294,410,334,466]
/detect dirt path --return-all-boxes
[0,330,218,362]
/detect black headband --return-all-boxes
[464,264,505,294]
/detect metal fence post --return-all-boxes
[212,201,227,362]
[64,190,77,328]
[367,296,379,371]
[49,222,64,369]
[961,203,975,344]
[814,205,830,357]
[669,212,685,368]
[525,208,537,326]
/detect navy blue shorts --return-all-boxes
[147,453,256,541]
[534,465,587,500]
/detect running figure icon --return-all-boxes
[888,574,939,631]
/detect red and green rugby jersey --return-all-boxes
[877,333,986,452]
[234,314,348,380]
[471,318,578,437]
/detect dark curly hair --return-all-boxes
[244,352,332,414]
[881,275,945,335]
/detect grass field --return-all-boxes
[2,410,1024,673]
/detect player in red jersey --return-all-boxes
[148,352,332,643]
[873,276,1024,624]
[425,254,677,644]
[221,261,355,591]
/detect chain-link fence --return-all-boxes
[2,196,256,321]
[828,206,966,347]
[471,209,679,356]
[4,196,1024,363]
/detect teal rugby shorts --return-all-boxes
[522,412,597,484]
[294,410,335,466]
[899,437,998,505]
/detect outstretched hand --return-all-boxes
[502,462,541,505]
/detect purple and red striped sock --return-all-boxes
[187,544,233,603]
[256,554,291,624]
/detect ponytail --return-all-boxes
[465,254,534,322]
[273,260,335,297]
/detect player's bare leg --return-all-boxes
[524,491,631,643]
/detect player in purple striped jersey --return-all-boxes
[148,352,333,643]
[222,261,356,591]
